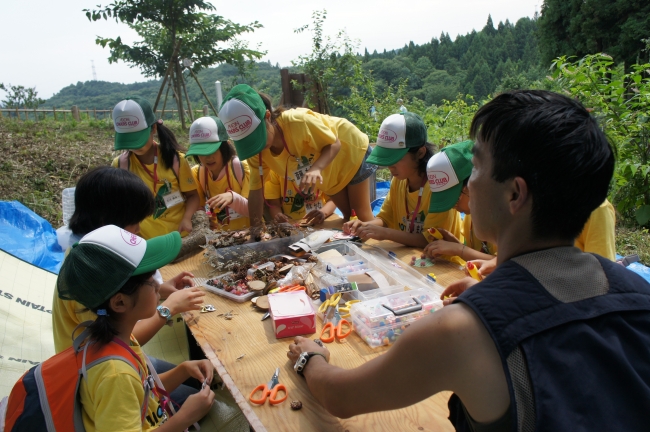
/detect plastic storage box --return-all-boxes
[200,273,256,303]
[350,288,443,348]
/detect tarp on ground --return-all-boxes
[0,201,64,274]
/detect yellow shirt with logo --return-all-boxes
[462,214,498,256]
[111,150,196,239]
[264,170,329,220]
[79,337,164,431]
[377,177,464,264]
[192,161,251,231]
[248,108,369,195]
[575,199,616,261]
[52,287,96,353]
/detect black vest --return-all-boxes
[449,248,650,432]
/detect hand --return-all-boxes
[354,223,386,241]
[177,385,215,425]
[440,277,478,306]
[178,216,193,234]
[469,257,498,278]
[273,212,291,224]
[300,168,322,194]
[423,240,463,258]
[207,192,234,212]
[343,219,364,235]
[159,271,196,299]
[304,209,327,225]
[183,359,214,384]
[287,336,331,364]
[162,287,205,315]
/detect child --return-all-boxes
[187,116,250,231]
[343,113,463,255]
[218,85,377,230]
[265,170,337,226]
[55,225,214,430]
[423,140,497,262]
[111,96,199,239]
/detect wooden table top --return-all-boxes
[160,218,465,432]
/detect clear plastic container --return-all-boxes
[200,273,256,303]
[350,289,443,347]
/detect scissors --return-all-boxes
[318,292,343,314]
[249,367,288,405]
[320,304,352,343]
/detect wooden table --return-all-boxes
[161,219,465,432]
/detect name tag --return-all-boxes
[163,191,184,208]
[305,200,323,213]
[228,209,243,220]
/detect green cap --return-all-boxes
[186,116,229,157]
[219,84,266,160]
[57,225,181,310]
[366,113,428,166]
[427,140,474,213]
[112,97,157,151]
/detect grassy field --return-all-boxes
[1,117,649,264]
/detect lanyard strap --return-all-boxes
[134,145,159,195]
[280,135,321,205]
[404,178,426,233]
[203,164,233,224]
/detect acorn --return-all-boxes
[290,400,303,410]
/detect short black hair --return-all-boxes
[68,166,155,236]
[470,90,614,240]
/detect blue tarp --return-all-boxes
[335,181,390,218]
[0,201,64,274]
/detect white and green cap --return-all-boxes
[112,97,157,151]
[219,84,266,160]
[57,225,181,310]
[366,113,428,166]
[187,116,230,157]
[427,140,474,212]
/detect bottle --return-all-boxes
[466,261,482,281]
[427,227,443,240]
[350,209,358,221]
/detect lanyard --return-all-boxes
[469,221,490,254]
[280,135,321,205]
[134,144,159,195]
[203,164,233,224]
[404,178,426,233]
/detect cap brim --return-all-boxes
[186,142,223,157]
[114,126,152,150]
[232,125,266,160]
[134,231,182,275]
[366,146,408,166]
[428,182,463,213]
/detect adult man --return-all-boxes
[288,90,650,431]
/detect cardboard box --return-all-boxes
[268,291,316,339]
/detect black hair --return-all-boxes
[189,140,237,166]
[69,166,154,236]
[407,142,438,176]
[470,90,615,240]
[258,92,286,123]
[155,122,187,170]
[86,271,156,347]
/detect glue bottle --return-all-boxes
[350,209,358,221]
[466,261,482,281]
[428,227,443,240]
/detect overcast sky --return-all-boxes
[0,0,540,99]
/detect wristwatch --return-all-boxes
[156,305,173,327]
[294,352,327,376]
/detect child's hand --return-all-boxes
[343,219,364,234]
[179,385,215,425]
[158,271,195,299]
[178,216,193,234]
[440,277,478,305]
[304,209,327,225]
[469,257,497,278]
[207,192,233,212]
[162,287,205,315]
[354,224,386,241]
[273,212,291,224]
[423,240,463,257]
[300,168,322,194]
[183,359,214,384]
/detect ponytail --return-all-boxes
[156,122,186,170]
[408,142,438,176]
[85,271,155,347]
[258,92,285,123]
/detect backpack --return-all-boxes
[1,325,171,432]
[118,150,181,183]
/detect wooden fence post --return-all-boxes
[53,107,57,121]
[203,105,209,116]
[71,106,80,121]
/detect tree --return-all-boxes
[85,0,264,127]
[538,0,650,68]
[0,83,45,109]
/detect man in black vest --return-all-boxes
[287,90,650,431]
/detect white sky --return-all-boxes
[0,0,540,99]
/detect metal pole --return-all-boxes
[215,81,223,113]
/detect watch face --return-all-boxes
[294,353,308,374]
[157,306,171,318]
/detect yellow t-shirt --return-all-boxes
[52,286,96,353]
[377,177,464,264]
[248,108,369,195]
[79,337,165,431]
[112,150,197,239]
[575,199,616,261]
[192,160,251,231]
[264,170,329,220]
[462,214,498,256]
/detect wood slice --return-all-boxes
[278,264,294,275]
[254,295,269,310]
[247,280,266,292]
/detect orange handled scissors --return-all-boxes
[249,367,288,405]
[320,305,352,343]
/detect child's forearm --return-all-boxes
[382,229,429,248]
[248,188,265,227]
[158,363,190,393]
[312,139,341,171]
[459,246,494,261]
[228,191,249,216]
[183,191,200,219]
[321,200,337,218]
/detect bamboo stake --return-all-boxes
[153,41,182,112]
[189,68,219,115]
[179,67,194,123]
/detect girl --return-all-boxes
[186,116,251,231]
[218,84,377,231]
[111,96,199,239]
[343,113,464,259]
[265,169,337,226]
[423,140,497,262]
[56,225,214,431]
